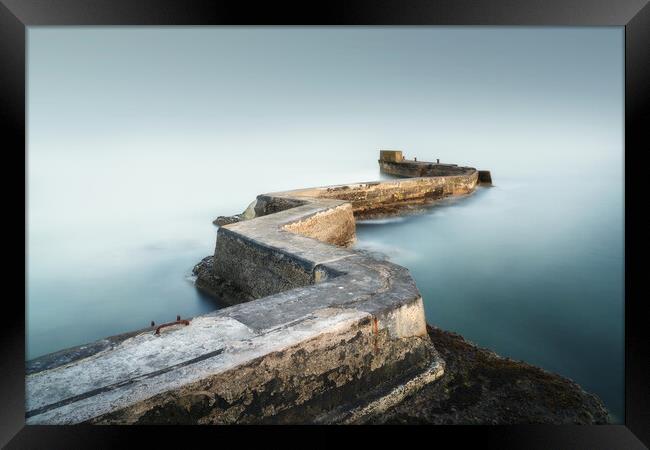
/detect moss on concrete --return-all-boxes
[365,325,610,425]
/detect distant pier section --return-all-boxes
[379,150,492,184]
[26,150,492,425]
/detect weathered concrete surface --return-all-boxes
[25,153,485,424]
[25,325,159,376]
[27,151,611,424]
[363,326,610,424]
[379,149,404,162]
[205,164,481,301]
[26,273,439,424]
[377,152,492,187]
[192,256,255,306]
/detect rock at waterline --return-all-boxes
[365,325,610,425]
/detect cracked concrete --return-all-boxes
[26,152,485,424]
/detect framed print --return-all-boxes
[1,0,648,447]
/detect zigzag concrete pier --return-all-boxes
[25,151,491,424]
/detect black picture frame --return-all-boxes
[1,0,647,447]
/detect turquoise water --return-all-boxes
[26,162,624,423]
[354,172,624,422]
[26,161,390,361]
[27,26,624,423]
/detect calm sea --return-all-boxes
[27,26,623,424]
[355,171,624,422]
[27,161,623,422]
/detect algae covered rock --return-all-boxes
[367,325,610,425]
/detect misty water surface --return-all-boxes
[27,27,623,422]
[354,171,623,422]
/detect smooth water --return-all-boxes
[355,173,624,422]
[27,27,623,422]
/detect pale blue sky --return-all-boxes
[26,28,624,420]
[27,27,623,233]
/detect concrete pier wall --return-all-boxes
[211,163,479,300]
[273,169,479,218]
[25,153,488,425]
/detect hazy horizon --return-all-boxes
[27,26,624,421]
